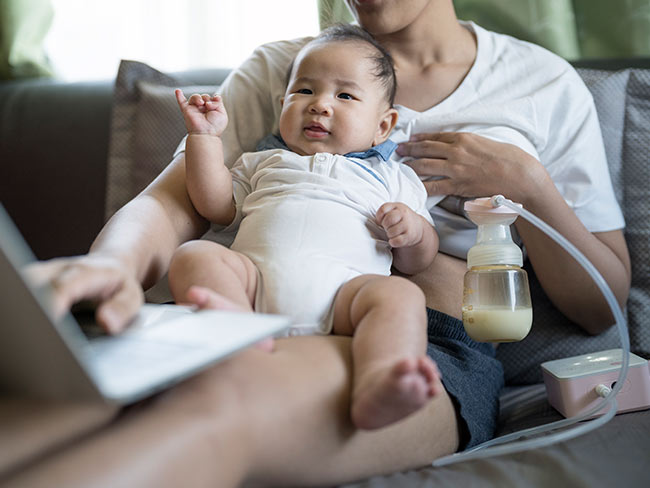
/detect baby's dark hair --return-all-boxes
[288,23,397,106]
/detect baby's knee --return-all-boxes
[168,240,227,296]
[379,276,426,309]
[170,240,210,275]
[354,275,425,314]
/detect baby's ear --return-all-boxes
[280,96,285,107]
[374,108,398,145]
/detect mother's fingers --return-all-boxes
[95,276,144,334]
[23,258,68,289]
[23,259,101,317]
[32,258,141,332]
[396,139,452,159]
[50,263,116,308]
[409,132,460,143]
[403,158,451,178]
[422,177,455,196]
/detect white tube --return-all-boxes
[434,397,618,467]
[432,195,630,467]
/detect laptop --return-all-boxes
[0,205,291,405]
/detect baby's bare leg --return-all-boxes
[332,275,442,430]
[168,240,258,310]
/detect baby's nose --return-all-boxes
[309,98,332,115]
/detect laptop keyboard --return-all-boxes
[73,309,107,339]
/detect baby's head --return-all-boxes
[279,24,398,156]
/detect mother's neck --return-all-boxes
[378,4,477,111]
[376,3,476,71]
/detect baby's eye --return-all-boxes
[337,92,354,100]
[296,88,312,95]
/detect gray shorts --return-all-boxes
[425,308,504,450]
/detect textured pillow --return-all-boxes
[577,69,630,204]
[105,60,221,220]
[622,69,650,360]
[496,68,633,385]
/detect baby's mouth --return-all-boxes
[304,122,330,138]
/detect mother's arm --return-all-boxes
[31,155,209,333]
[512,175,630,333]
[398,133,631,334]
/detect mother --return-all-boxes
[34,0,630,486]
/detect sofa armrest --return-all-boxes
[0,78,113,259]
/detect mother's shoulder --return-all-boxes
[251,36,313,65]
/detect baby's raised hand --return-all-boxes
[175,89,228,136]
[376,202,425,248]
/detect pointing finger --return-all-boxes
[174,89,187,107]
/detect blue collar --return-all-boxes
[344,140,397,161]
[256,134,397,161]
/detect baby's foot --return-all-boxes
[186,286,274,352]
[351,356,441,430]
[186,285,245,312]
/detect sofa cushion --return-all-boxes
[105,60,221,219]
[497,68,644,385]
[0,78,112,259]
[622,69,650,356]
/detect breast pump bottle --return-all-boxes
[461,197,532,342]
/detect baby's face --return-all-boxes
[279,41,394,156]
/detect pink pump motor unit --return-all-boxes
[542,349,650,419]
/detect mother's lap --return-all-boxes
[166,334,459,485]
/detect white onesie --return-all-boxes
[223,142,432,333]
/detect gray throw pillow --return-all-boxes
[105,60,221,220]
[621,69,650,358]
[577,68,630,204]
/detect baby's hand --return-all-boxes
[376,202,425,248]
[175,89,228,136]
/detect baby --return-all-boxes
[171,24,441,430]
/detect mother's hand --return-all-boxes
[396,132,549,203]
[25,255,144,334]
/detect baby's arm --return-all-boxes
[376,202,439,275]
[175,90,236,225]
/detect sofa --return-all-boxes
[1,57,649,487]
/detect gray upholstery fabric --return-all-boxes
[341,405,650,488]
[132,82,218,203]
[496,68,632,384]
[578,68,630,205]
[623,69,650,357]
[0,79,111,259]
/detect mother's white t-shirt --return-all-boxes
[178,21,624,258]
